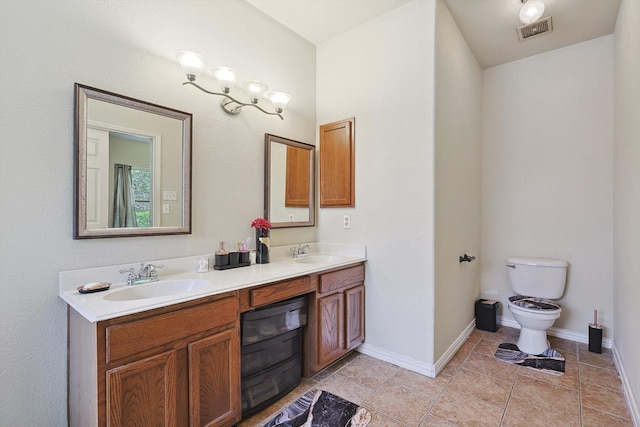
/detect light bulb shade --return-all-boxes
[211,67,237,93]
[519,0,545,24]
[269,92,292,113]
[176,51,207,81]
[243,80,269,103]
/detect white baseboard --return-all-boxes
[498,316,613,349]
[612,345,640,427]
[357,320,476,379]
[357,343,437,378]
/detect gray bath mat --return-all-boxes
[262,388,371,427]
[494,343,565,376]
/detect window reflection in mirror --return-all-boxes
[75,84,192,238]
[265,134,315,228]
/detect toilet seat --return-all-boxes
[509,295,561,313]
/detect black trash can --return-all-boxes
[475,299,500,332]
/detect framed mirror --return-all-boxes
[74,83,192,238]
[264,134,315,228]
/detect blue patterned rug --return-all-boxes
[262,389,371,427]
[494,343,565,376]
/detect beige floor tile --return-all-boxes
[579,361,623,391]
[511,375,580,417]
[336,354,400,388]
[577,347,617,370]
[310,353,358,382]
[429,389,503,427]
[462,351,519,383]
[392,368,452,397]
[364,381,436,426]
[474,338,502,357]
[419,414,458,426]
[362,405,408,426]
[448,367,513,408]
[466,329,486,344]
[487,326,521,343]
[581,382,631,419]
[319,373,375,405]
[581,404,634,426]
[501,395,580,427]
[548,336,578,354]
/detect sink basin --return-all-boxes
[103,279,209,301]
[294,255,344,264]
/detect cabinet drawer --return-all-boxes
[106,296,237,363]
[319,264,364,294]
[250,277,312,307]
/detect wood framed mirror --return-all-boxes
[264,134,315,228]
[74,84,192,238]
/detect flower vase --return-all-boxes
[255,228,270,264]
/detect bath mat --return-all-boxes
[494,343,565,376]
[262,388,371,427]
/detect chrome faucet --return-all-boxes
[290,244,312,258]
[119,262,164,286]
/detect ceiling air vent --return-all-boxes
[517,16,553,41]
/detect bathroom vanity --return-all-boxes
[61,244,365,427]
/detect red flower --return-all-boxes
[250,217,272,229]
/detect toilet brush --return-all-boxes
[588,309,603,354]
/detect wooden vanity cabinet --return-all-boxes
[68,292,241,427]
[309,263,365,373]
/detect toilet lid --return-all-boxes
[509,295,561,311]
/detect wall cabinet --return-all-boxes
[69,292,241,427]
[309,263,365,372]
[319,118,355,207]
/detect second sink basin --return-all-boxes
[294,255,344,264]
[103,279,210,301]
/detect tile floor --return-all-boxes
[239,326,634,426]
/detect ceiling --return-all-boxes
[245,0,621,69]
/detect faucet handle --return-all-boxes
[146,263,164,279]
[119,267,136,285]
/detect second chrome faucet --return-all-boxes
[119,262,164,286]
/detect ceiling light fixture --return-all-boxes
[519,0,545,24]
[176,51,292,120]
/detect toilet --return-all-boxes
[506,256,568,355]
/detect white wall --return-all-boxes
[0,1,316,424]
[481,36,614,337]
[316,0,438,365]
[433,0,482,361]
[613,0,640,420]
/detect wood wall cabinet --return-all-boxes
[69,292,241,427]
[285,146,310,207]
[308,263,365,373]
[319,118,355,207]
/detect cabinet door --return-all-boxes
[106,350,178,427]
[345,285,365,350]
[317,292,346,366]
[319,118,355,207]
[188,329,241,427]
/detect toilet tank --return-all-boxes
[507,257,568,299]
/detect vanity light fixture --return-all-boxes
[519,0,545,24]
[176,51,291,120]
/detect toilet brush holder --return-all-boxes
[588,323,603,354]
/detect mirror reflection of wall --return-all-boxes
[85,97,183,229]
[270,142,310,223]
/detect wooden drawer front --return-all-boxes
[106,297,237,363]
[250,277,312,307]
[319,264,364,294]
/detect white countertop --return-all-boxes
[59,242,366,322]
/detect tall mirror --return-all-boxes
[74,84,192,238]
[264,134,315,228]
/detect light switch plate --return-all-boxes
[163,191,177,201]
